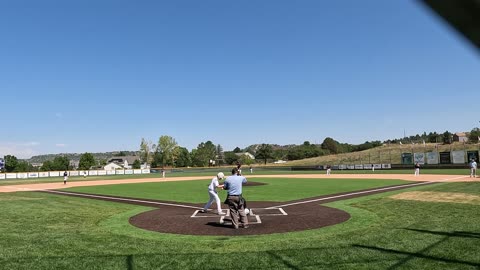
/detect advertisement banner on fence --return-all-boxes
[141,169,150,174]
[363,164,373,169]
[88,170,98,176]
[426,152,438,164]
[39,172,49,178]
[28,172,39,178]
[373,164,382,169]
[17,173,28,179]
[338,165,346,170]
[107,170,115,175]
[414,153,425,164]
[0,174,5,180]
[382,164,392,169]
[69,171,79,177]
[452,150,465,164]
[355,164,364,169]
[97,170,107,176]
[6,173,17,179]
[125,169,133,175]
[346,165,355,170]
[49,171,60,177]
[440,152,451,164]
[133,169,142,174]
[115,170,125,175]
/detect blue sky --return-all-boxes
[1,1,479,158]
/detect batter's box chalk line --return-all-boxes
[191,208,288,225]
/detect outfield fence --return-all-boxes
[0,169,150,180]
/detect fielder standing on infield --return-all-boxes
[223,168,248,229]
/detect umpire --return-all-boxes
[223,168,248,229]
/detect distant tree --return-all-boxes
[52,156,70,170]
[192,141,216,167]
[151,152,162,168]
[175,147,191,167]
[443,131,453,144]
[233,147,242,153]
[14,161,34,172]
[98,159,107,166]
[272,149,288,160]
[115,151,128,156]
[156,135,179,168]
[321,137,338,154]
[239,154,254,165]
[139,138,155,166]
[79,153,96,170]
[132,159,141,169]
[256,144,273,165]
[286,147,304,160]
[4,155,18,173]
[468,128,480,143]
[40,160,53,171]
[224,151,239,165]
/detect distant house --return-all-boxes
[453,132,468,142]
[69,160,79,169]
[104,162,123,171]
[235,152,255,160]
[106,156,139,169]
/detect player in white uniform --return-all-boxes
[63,171,68,184]
[470,159,477,178]
[201,172,226,215]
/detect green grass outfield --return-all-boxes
[0,177,479,269]
[0,167,472,186]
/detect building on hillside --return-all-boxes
[235,152,255,160]
[69,160,79,169]
[453,132,468,143]
[106,156,139,169]
[104,162,123,171]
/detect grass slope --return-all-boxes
[285,142,479,166]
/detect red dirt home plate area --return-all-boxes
[129,200,350,236]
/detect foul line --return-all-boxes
[267,175,470,209]
[43,190,201,210]
[266,181,435,209]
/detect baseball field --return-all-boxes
[0,171,479,269]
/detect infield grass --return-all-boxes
[0,180,479,269]
[63,177,412,203]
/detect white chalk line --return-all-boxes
[41,175,470,212]
[43,190,200,210]
[267,175,471,209]
[266,181,435,209]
